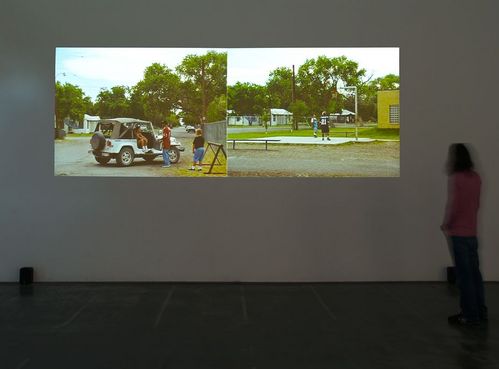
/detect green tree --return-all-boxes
[128,85,146,120]
[55,82,92,129]
[266,67,293,110]
[261,109,271,132]
[227,82,267,116]
[371,74,400,90]
[289,99,309,129]
[134,63,181,125]
[95,85,130,118]
[164,113,180,127]
[297,55,366,115]
[177,80,201,124]
[177,51,227,124]
[206,94,227,122]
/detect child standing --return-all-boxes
[162,122,171,168]
[311,115,318,138]
[190,128,205,171]
[320,111,331,141]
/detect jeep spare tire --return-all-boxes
[90,132,106,150]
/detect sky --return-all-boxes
[227,48,399,85]
[55,47,398,101]
[55,48,226,101]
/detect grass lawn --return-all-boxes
[228,127,399,140]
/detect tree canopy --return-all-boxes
[266,67,293,110]
[134,63,181,125]
[227,82,267,116]
[55,51,227,127]
[95,85,129,119]
[228,55,399,124]
[176,51,227,124]
[55,82,92,129]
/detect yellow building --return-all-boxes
[377,90,400,128]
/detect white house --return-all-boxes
[227,115,261,126]
[63,114,101,133]
[82,114,101,133]
[270,108,293,126]
[331,109,355,123]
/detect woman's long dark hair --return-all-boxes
[447,143,474,174]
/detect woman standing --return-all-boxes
[441,143,487,326]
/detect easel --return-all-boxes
[204,142,227,174]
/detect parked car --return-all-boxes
[185,125,195,133]
[89,118,184,166]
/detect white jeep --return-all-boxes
[89,118,184,167]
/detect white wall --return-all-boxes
[1,0,498,282]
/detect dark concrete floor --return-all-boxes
[0,283,497,369]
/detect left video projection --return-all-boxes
[54,48,228,177]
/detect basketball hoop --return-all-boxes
[336,79,351,96]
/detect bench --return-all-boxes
[333,131,356,137]
[227,139,281,150]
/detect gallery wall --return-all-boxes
[1,0,498,281]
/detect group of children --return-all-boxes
[311,112,331,141]
[161,123,205,171]
[134,123,205,170]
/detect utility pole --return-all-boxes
[292,65,297,130]
[354,86,358,141]
[201,59,206,124]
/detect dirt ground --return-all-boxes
[54,128,227,177]
[228,141,400,177]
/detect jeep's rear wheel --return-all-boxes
[116,147,134,167]
[168,147,180,164]
[95,156,111,165]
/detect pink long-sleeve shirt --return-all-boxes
[443,170,481,236]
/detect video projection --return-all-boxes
[54,48,228,177]
[54,47,399,177]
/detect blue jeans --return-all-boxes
[451,236,487,321]
[162,149,170,165]
[193,147,205,163]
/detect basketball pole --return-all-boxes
[354,86,358,141]
[336,82,358,141]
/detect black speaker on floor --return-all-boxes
[19,267,34,285]
[446,266,456,284]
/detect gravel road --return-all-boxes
[55,127,397,177]
[228,141,400,177]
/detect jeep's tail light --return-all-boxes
[106,140,112,147]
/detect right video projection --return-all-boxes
[227,47,400,177]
